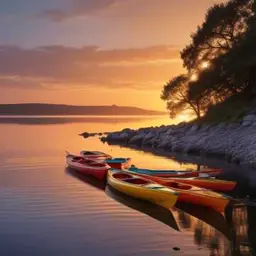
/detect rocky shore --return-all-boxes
[101,113,256,167]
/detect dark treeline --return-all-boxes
[161,0,256,120]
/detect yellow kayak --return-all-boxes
[107,169,179,209]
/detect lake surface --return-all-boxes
[0,116,255,256]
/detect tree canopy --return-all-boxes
[162,0,256,120]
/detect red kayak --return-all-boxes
[80,150,111,159]
[66,154,109,180]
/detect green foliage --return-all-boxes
[198,92,255,124]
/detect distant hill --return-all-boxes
[0,104,166,116]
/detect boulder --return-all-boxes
[243,114,256,122]
[157,125,169,134]
[128,134,144,145]
[242,120,253,127]
[80,132,90,138]
[190,124,200,132]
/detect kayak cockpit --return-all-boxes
[165,182,192,190]
[112,173,151,185]
[71,156,106,167]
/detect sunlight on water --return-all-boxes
[0,116,254,255]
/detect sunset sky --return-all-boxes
[0,0,224,110]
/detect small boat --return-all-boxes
[105,158,132,169]
[128,166,222,178]
[127,173,236,192]
[107,169,179,209]
[125,170,229,212]
[80,150,112,159]
[66,153,109,180]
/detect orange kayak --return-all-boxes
[132,174,236,192]
[126,170,230,212]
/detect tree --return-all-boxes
[161,0,254,120]
[181,0,252,72]
[161,75,209,119]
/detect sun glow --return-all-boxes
[201,61,209,69]
[190,73,198,82]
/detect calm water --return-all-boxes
[0,116,255,256]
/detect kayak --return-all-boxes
[125,170,229,212]
[105,158,132,169]
[128,166,222,178]
[80,150,112,159]
[107,169,179,209]
[66,153,109,180]
[127,173,236,192]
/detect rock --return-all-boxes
[106,132,122,141]
[142,132,156,143]
[128,134,144,145]
[190,124,200,132]
[100,137,107,143]
[243,114,256,122]
[102,116,256,167]
[242,120,252,127]
[80,132,90,138]
[158,125,169,134]
[157,140,171,150]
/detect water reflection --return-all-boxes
[106,185,180,232]
[0,116,168,125]
[66,167,106,191]
[175,202,231,240]
[68,166,256,255]
[1,116,256,255]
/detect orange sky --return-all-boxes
[0,0,225,110]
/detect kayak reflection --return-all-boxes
[105,185,180,232]
[66,167,106,191]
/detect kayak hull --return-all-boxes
[107,169,178,209]
[176,190,229,212]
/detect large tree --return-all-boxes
[162,0,254,120]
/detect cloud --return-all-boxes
[0,44,183,91]
[39,0,119,22]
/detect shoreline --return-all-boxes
[100,114,256,168]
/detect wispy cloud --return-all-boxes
[39,0,119,22]
[0,45,183,90]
